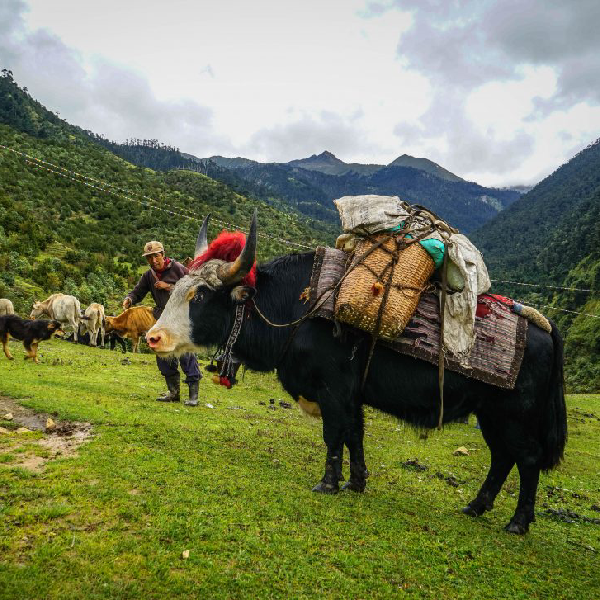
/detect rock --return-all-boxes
[3,413,13,421]
[16,427,31,434]
[453,446,469,456]
[278,401,292,409]
[46,418,56,432]
[0,427,12,435]
[181,549,190,560]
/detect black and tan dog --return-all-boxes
[0,315,63,363]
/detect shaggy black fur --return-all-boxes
[0,314,63,363]
[185,250,567,534]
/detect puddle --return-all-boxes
[0,396,93,471]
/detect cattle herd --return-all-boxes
[0,293,156,360]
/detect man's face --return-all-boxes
[146,252,166,271]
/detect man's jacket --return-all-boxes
[126,259,187,318]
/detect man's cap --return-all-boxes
[142,241,164,256]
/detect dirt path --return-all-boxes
[0,396,93,471]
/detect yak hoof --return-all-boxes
[341,481,366,493]
[312,481,339,494]
[505,521,529,535]
[462,504,480,517]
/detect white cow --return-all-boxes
[80,302,105,347]
[0,299,15,316]
[31,294,81,341]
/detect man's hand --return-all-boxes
[122,297,132,310]
[154,281,172,291]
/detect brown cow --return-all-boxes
[104,307,156,353]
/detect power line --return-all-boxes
[2,143,598,312]
[515,301,600,320]
[491,279,594,293]
[1,143,314,250]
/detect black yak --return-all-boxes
[146,213,567,534]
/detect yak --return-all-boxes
[146,212,567,534]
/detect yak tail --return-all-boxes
[540,321,567,471]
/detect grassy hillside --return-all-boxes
[0,126,333,315]
[472,139,600,392]
[1,340,599,598]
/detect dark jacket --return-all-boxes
[127,259,188,318]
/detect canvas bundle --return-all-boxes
[334,235,435,341]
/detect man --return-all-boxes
[123,240,201,406]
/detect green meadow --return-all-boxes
[1,339,599,599]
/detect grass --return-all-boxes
[0,338,599,599]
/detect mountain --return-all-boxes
[205,155,260,169]
[288,151,381,176]
[471,138,600,391]
[387,154,463,182]
[194,157,520,233]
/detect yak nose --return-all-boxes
[147,333,161,348]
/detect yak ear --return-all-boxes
[230,286,255,305]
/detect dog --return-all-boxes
[0,315,64,363]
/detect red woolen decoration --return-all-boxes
[190,230,256,287]
[220,376,232,389]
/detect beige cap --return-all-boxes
[142,241,164,256]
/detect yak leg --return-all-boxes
[132,335,140,353]
[2,333,13,360]
[505,459,540,535]
[463,450,514,517]
[342,403,368,493]
[312,404,346,494]
[464,413,515,517]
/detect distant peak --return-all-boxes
[388,154,463,183]
[318,150,337,159]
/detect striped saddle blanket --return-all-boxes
[309,247,527,390]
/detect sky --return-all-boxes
[1,0,600,187]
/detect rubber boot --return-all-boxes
[184,380,199,406]
[156,374,180,402]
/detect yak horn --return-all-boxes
[194,214,211,259]
[217,210,257,285]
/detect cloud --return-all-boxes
[381,0,600,184]
[394,0,600,104]
[242,110,379,162]
[0,1,231,155]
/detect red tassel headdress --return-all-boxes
[190,230,256,288]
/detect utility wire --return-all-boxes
[2,142,598,319]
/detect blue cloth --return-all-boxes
[156,353,201,383]
[418,238,445,269]
[390,223,446,269]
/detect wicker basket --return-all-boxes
[334,236,435,341]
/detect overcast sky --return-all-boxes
[2,0,600,187]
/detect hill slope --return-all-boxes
[472,138,600,391]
